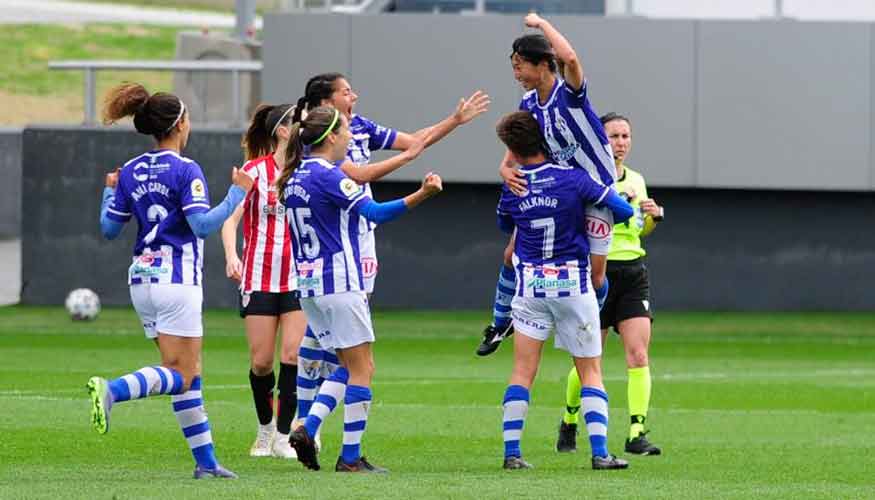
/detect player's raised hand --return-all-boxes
[231,166,254,192]
[454,90,491,125]
[524,12,544,29]
[105,168,120,188]
[421,172,443,196]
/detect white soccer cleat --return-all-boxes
[314,429,322,453]
[271,432,297,459]
[249,422,275,457]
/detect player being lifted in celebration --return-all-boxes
[494,111,632,470]
[478,13,617,356]
[557,113,664,456]
[90,83,254,478]
[280,106,443,473]
[291,73,489,432]
[221,103,307,459]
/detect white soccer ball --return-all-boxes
[65,288,101,321]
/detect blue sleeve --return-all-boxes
[185,185,246,238]
[561,79,589,109]
[496,186,515,234]
[352,198,408,224]
[597,189,634,223]
[100,187,124,240]
[360,115,397,151]
[497,213,515,234]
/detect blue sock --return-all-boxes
[502,384,529,458]
[492,265,516,330]
[581,386,609,458]
[304,367,349,438]
[342,385,372,465]
[296,327,324,419]
[171,376,218,469]
[108,366,184,402]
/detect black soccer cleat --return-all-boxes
[591,454,629,470]
[625,431,662,456]
[503,456,533,470]
[335,455,388,474]
[556,421,578,453]
[288,427,320,471]
[476,323,513,356]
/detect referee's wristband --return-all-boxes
[652,207,665,222]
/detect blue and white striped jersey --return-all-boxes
[282,157,372,297]
[346,114,397,233]
[497,161,610,298]
[105,149,210,286]
[519,79,616,187]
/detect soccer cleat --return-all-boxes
[476,323,513,356]
[556,421,578,453]
[335,455,389,474]
[591,454,629,470]
[315,429,322,454]
[193,464,238,479]
[271,432,297,459]
[288,427,320,471]
[625,431,662,456]
[249,422,275,457]
[86,376,113,435]
[503,456,533,470]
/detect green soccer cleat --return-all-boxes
[86,376,113,435]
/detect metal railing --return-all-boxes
[48,60,263,126]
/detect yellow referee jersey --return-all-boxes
[608,165,655,261]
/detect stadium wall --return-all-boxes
[263,14,875,192]
[0,128,22,238]
[19,128,875,311]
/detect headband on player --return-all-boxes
[270,105,295,137]
[308,108,340,146]
[165,99,186,133]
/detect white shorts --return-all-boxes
[358,229,378,294]
[129,284,203,339]
[585,205,614,256]
[511,293,602,358]
[300,291,375,350]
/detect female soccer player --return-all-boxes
[557,113,664,456]
[477,13,616,356]
[292,73,489,428]
[494,111,632,470]
[89,83,253,478]
[220,103,307,459]
[279,106,442,473]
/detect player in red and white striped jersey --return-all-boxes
[221,103,306,459]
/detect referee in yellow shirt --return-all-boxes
[556,113,664,456]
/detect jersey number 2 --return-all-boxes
[530,217,555,260]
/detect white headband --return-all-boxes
[165,99,186,133]
[270,105,295,137]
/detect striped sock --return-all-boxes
[108,366,184,402]
[171,376,218,469]
[303,367,349,438]
[502,384,529,458]
[492,265,516,330]
[581,386,609,458]
[296,327,324,419]
[341,385,372,465]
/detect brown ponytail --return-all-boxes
[275,106,343,198]
[102,82,185,141]
[241,103,296,160]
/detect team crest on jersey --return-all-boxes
[339,178,360,198]
[191,179,206,200]
[586,215,611,240]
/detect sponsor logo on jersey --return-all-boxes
[551,143,579,163]
[340,178,360,198]
[191,179,206,200]
[361,257,378,278]
[525,277,580,290]
[586,216,611,240]
[133,162,150,182]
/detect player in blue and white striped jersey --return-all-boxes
[478,12,617,356]
[87,83,253,479]
[279,106,442,473]
[494,111,632,471]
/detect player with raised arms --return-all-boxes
[220,103,307,459]
[557,113,664,456]
[477,13,617,356]
[89,83,253,478]
[291,73,489,433]
[494,111,632,470]
[279,106,443,473]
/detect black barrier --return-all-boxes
[20,126,875,311]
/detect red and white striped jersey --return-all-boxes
[240,154,296,293]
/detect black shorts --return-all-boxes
[600,258,653,331]
[239,291,301,318]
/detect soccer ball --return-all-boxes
[65,288,101,321]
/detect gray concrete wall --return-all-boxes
[0,128,22,238]
[263,14,875,191]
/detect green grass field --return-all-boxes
[1,306,873,499]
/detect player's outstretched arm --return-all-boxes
[341,134,430,184]
[524,13,584,90]
[597,188,634,223]
[354,173,443,224]
[499,150,526,195]
[393,90,490,151]
[186,167,254,239]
